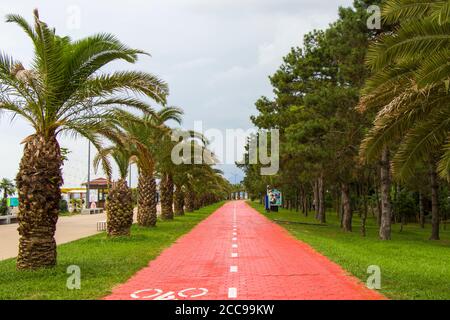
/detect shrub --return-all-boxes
[59,199,68,213]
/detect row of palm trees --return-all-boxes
[94,108,230,235]
[359,0,450,240]
[0,10,230,270]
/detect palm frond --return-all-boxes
[367,18,450,72]
[416,49,450,86]
[82,71,168,103]
[392,106,450,179]
[437,134,450,179]
[382,0,446,24]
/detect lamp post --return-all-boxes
[232,173,238,200]
[86,141,91,209]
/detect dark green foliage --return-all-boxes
[59,199,68,213]
[0,199,7,215]
[393,188,417,222]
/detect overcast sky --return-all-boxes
[0,0,353,187]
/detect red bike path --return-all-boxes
[104,201,384,300]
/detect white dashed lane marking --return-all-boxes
[229,204,239,299]
[228,288,237,299]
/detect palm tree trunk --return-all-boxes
[341,182,352,232]
[137,172,157,227]
[160,173,174,220]
[174,184,185,216]
[185,187,195,212]
[16,134,63,270]
[379,147,392,240]
[194,195,201,210]
[429,162,440,240]
[106,179,133,236]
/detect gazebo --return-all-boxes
[82,178,109,208]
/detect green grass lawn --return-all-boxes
[0,202,224,300]
[249,201,450,300]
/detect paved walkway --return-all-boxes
[0,213,108,260]
[0,206,163,261]
[105,201,384,300]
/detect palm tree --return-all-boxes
[184,183,196,213]
[170,133,219,213]
[0,178,15,201]
[111,107,183,226]
[173,183,185,216]
[158,128,209,219]
[360,0,450,240]
[372,0,450,90]
[0,10,168,269]
[0,178,15,215]
[156,126,180,220]
[160,172,175,220]
[364,0,450,178]
[186,165,224,210]
[94,144,134,237]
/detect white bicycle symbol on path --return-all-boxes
[130,288,208,300]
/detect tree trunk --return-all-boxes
[392,184,399,224]
[419,192,425,228]
[361,183,369,237]
[174,184,185,216]
[374,184,381,227]
[341,182,352,232]
[429,162,440,240]
[318,174,326,223]
[313,180,319,219]
[194,195,201,210]
[335,189,340,219]
[303,190,309,217]
[379,147,392,240]
[106,179,133,237]
[160,173,174,220]
[185,188,195,212]
[137,172,157,227]
[16,134,63,269]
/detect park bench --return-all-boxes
[81,208,104,215]
[0,214,18,225]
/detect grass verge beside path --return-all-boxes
[248,201,450,300]
[0,201,225,300]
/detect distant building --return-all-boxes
[81,178,109,208]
